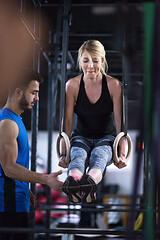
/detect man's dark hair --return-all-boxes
[9,69,43,94]
[21,69,43,88]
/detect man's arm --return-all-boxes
[0,120,63,191]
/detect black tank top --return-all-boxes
[73,74,116,139]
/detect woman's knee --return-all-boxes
[89,145,112,171]
[70,146,87,159]
[91,145,112,159]
[69,147,88,172]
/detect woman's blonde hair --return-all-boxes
[77,40,108,74]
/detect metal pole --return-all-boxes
[53,8,63,127]
[143,3,156,240]
[20,0,25,13]
[45,8,63,238]
[59,0,71,133]
[45,60,52,240]
[47,61,53,177]
[122,33,129,135]
[0,226,144,237]
[45,7,63,240]
[29,2,41,239]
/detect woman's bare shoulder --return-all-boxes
[67,75,81,85]
[105,74,122,98]
[105,74,122,89]
[66,75,82,92]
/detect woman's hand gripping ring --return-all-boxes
[113,132,132,164]
[56,132,70,164]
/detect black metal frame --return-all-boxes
[0,226,146,237]
[59,0,71,133]
[0,1,157,240]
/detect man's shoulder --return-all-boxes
[0,119,19,141]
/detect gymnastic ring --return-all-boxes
[56,132,70,164]
[113,132,132,164]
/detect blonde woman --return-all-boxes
[59,40,126,203]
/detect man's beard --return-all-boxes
[19,93,30,111]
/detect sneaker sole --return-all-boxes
[62,181,81,203]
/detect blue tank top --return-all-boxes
[0,108,30,212]
[74,74,116,139]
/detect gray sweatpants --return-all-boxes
[69,135,114,174]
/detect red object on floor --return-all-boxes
[51,189,61,201]
[35,210,45,223]
[50,196,68,219]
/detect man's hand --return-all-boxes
[58,156,70,169]
[46,170,63,192]
[114,155,127,169]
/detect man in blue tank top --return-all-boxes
[0,70,63,240]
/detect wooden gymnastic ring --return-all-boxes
[56,132,70,164]
[113,132,132,164]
